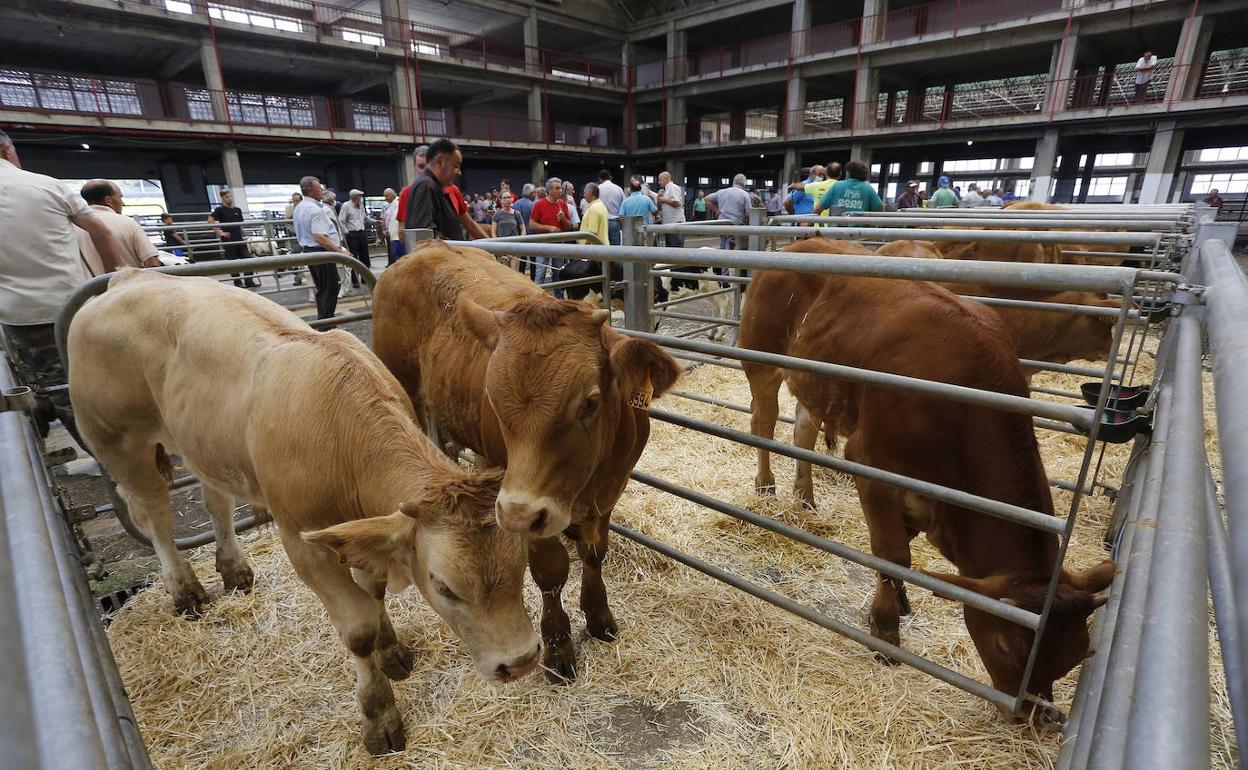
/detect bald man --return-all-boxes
[77,179,161,274]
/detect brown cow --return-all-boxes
[69,270,538,754]
[740,238,1113,709]
[373,241,682,682]
[873,240,1119,369]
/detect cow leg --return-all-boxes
[354,570,414,682]
[792,403,821,510]
[108,442,209,617]
[575,515,617,642]
[745,364,784,494]
[279,528,403,755]
[851,467,913,665]
[529,536,576,683]
[202,484,253,594]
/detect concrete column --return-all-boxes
[791,0,812,57]
[524,8,540,69]
[665,24,687,147]
[528,84,544,143]
[400,152,416,187]
[850,59,879,130]
[664,159,686,187]
[1139,120,1185,204]
[786,77,807,136]
[786,0,811,135]
[622,41,636,150]
[221,144,249,214]
[862,0,887,45]
[1042,28,1079,114]
[1052,148,1081,203]
[379,0,408,47]
[782,147,801,185]
[389,63,415,134]
[200,37,228,123]
[1122,171,1137,204]
[1029,129,1059,201]
[530,158,545,187]
[849,141,872,168]
[1167,13,1213,103]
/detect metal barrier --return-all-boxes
[0,340,152,769]
[462,207,1241,765]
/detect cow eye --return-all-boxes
[578,394,601,420]
[430,573,461,602]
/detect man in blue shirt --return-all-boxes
[294,175,351,319]
[786,164,823,215]
[619,176,658,219]
[817,160,883,214]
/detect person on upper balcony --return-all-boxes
[1134,49,1158,102]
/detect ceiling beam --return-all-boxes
[158,46,203,80]
[333,72,392,96]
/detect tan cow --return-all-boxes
[68,269,538,754]
[373,241,682,682]
[739,238,1114,709]
[873,240,1119,369]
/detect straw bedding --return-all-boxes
[107,343,1235,769]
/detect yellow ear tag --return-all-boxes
[628,377,654,410]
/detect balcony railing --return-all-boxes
[0,67,621,149]
[635,50,1248,150]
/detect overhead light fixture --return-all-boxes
[966,140,974,146]
[80,143,90,150]
[543,160,548,165]
[295,151,302,157]
[759,154,765,158]
[619,164,625,169]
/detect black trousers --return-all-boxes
[308,262,340,320]
[223,240,252,283]
[345,230,370,287]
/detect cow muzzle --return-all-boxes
[495,489,570,538]
[489,643,541,683]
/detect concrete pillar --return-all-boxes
[1042,29,1079,114]
[200,37,228,123]
[379,0,408,46]
[524,8,540,69]
[1139,120,1184,204]
[785,0,810,135]
[1167,13,1213,103]
[530,158,545,187]
[389,64,415,134]
[850,141,872,168]
[221,144,249,214]
[1122,171,1137,204]
[622,41,636,150]
[664,159,686,187]
[862,0,887,44]
[782,147,801,185]
[850,60,879,130]
[1029,129,1060,201]
[400,152,416,187]
[791,0,812,57]
[665,24,687,147]
[528,84,544,143]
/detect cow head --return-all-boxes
[303,471,540,683]
[458,296,681,538]
[1044,292,1121,363]
[924,560,1115,707]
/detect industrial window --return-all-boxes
[885,182,897,200]
[1190,172,1248,194]
[342,29,385,47]
[225,92,314,127]
[551,69,610,85]
[698,177,710,185]
[1014,179,1031,198]
[411,41,443,56]
[1018,156,1035,170]
[1079,176,1129,197]
[352,103,393,132]
[0,70,141,115]
[164,1,193,14]
[208,4,302,33]
[1094,153,1136,167]
[943,158,996,173]
[919,161,934,174]
[1197,146,1248,163]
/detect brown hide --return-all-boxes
[738,237,1113,705]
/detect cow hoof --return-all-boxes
[587,611,619,643]
[795,488,817,511]
[219,562,255,594]
[377,642,415,681]
[172,581,211,618]
[542,642,579,685]
[754,475,776,496]
[869,615,901,654]
[361,706,406,756]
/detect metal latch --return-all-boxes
[1169,283,1208,307]
[0,386,36,413]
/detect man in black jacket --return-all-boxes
[402,138,464,241]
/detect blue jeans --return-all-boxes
[387,240,404,265]
[536,257,567,298]
[608,218,622,246]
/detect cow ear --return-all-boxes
[587,308,610,326]
[608,337,682,401]
[457,296,500,349]
[302,512,414,576]
[921,570,1011,599]
[1066,559,1116,593]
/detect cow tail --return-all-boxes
[154,443,175,482]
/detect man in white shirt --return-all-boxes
[960,183,985,208]
[76,179,161,274]
[338,188,370,290]
[0,129,120,441]
[1135,49,1158,102]
[656,170,686,248]
[294,175,352,319]
[596,168,625,244]
[380,187,402,265]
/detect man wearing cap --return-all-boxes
[931,175,958,208]
[896,180,921,210]
[338,188,370,290]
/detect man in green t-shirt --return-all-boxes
[930,175,959,208]
[817,160,883,213]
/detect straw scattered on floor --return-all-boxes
[107,345,1234,770]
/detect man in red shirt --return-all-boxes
[444,181,488,239]
[394,145,427,225]
[528,176,572,288]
